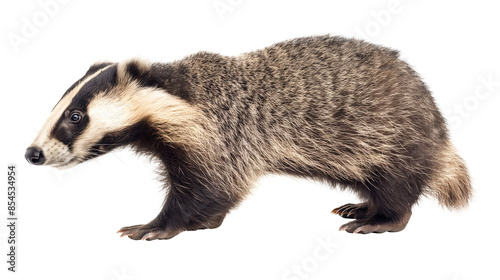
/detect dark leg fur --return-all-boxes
[118,145,237,240]
[332,171,424,234]
[118,176,233,240]
[118,206,227,240]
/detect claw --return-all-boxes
[116,224,183,241]
[353,227,364,234]
[332,202,369,220]
[346,209,356,218]
[141,232,155,241]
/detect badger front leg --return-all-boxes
[117,176,234,241]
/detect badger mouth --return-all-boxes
[51,157,82,170]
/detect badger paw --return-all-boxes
[338,212,411,234]
[332,202,369,219]
[117,224,182,241]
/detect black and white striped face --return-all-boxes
[25,62,143,169]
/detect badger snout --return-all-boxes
[25,147,46,165]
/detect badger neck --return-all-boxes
[115,83,208,150]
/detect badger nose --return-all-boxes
[25,147,46,165]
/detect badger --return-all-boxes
[25,35,472,240]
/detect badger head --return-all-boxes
[25,59,197,169]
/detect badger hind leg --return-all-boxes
[333,172,423,234]
[335,200,413,234]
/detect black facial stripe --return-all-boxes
[87,120,149,160]
[87,133,123,160]
[70,64,118,109]
[133,63,192,101]
[51,111,90,150]
[51,64,118,150]
[56,62,115,104]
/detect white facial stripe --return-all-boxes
[30,65,114,167]
[71,81,204,160]
[69,83,165,159]
[71,93,135,159]
[123,85,209,147]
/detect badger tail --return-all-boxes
[427,141,472,209]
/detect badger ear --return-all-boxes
[117,59,152,85]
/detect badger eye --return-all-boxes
[69,112,82,123]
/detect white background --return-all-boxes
[1,1,499,279]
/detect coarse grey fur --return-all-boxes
[26,35,472,239]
